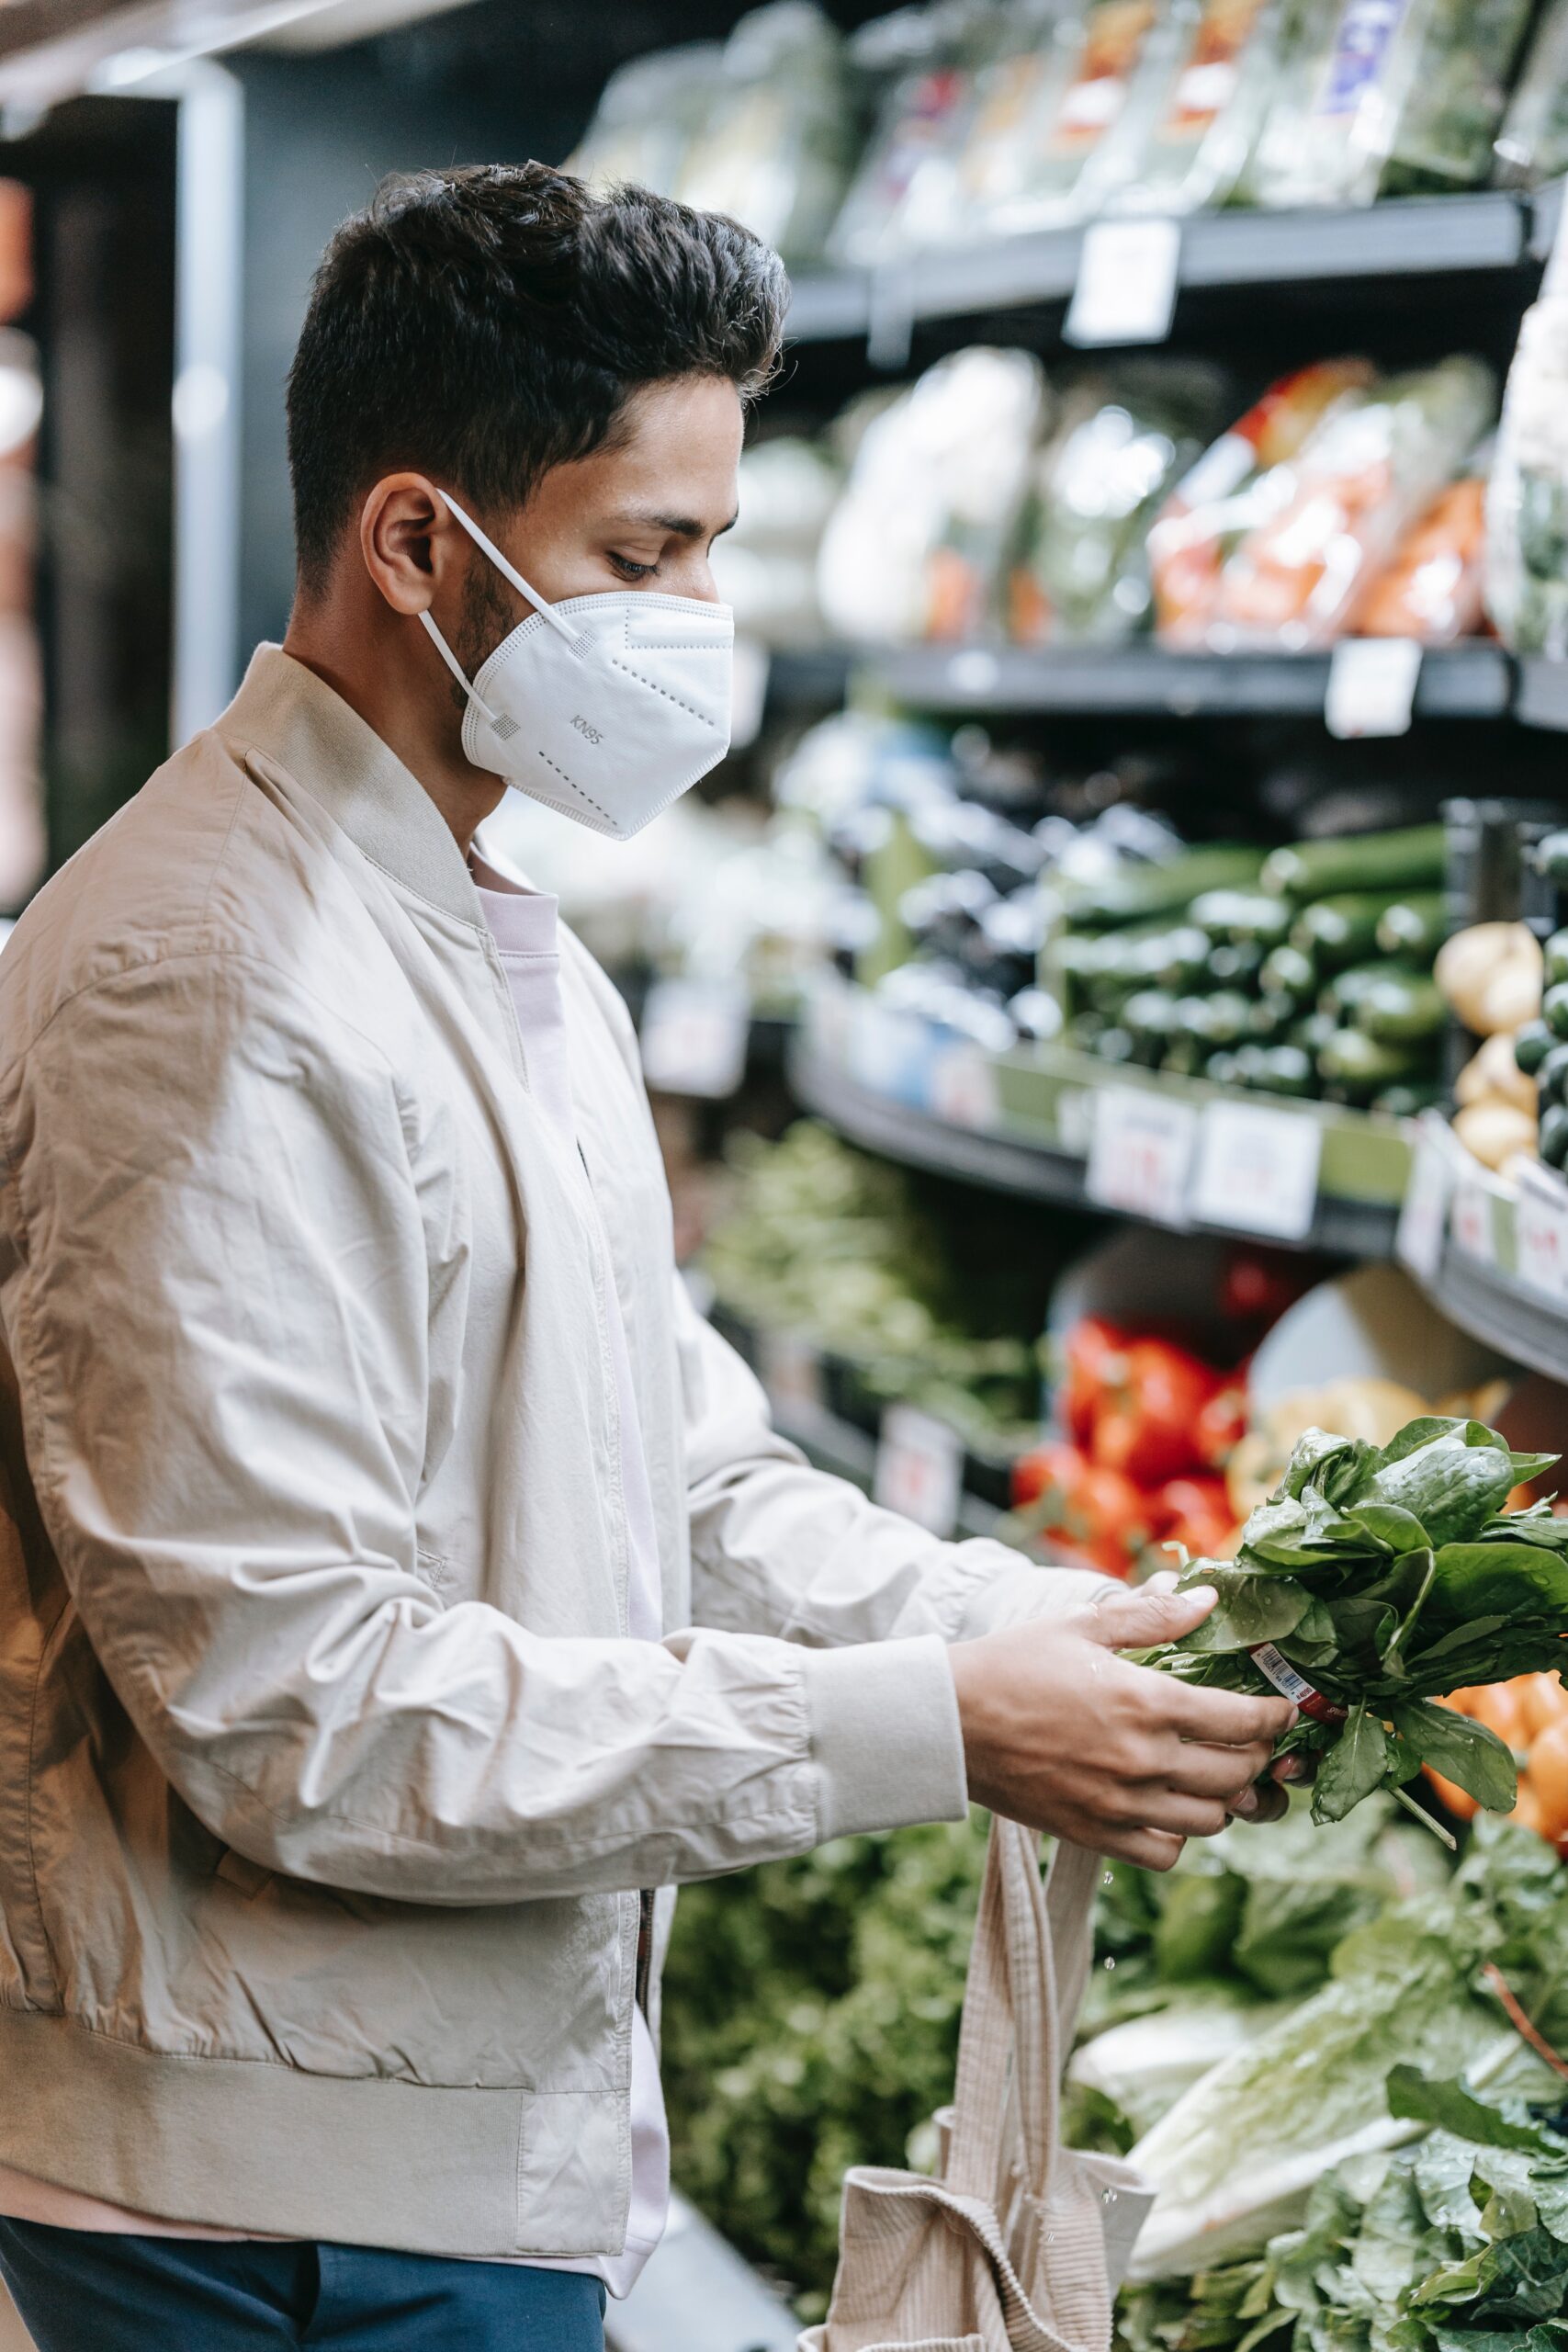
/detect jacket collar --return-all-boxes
[217,644,485,930]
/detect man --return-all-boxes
[0,164,1291,2351]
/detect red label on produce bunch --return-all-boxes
[1249,1641,1347,1725]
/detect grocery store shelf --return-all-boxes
[862,642,1515,721]
[784,190,1537,348]
[791,1040,1403,1259]
[1411,1243,1568,1387]
[769,1390,1008,1543]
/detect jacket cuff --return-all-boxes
[957,1558,1112,1639]
[802,1635,967,1841]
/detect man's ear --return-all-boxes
[359,473,466,616]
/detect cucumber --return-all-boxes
[1541,1102,1568,1168]
[1516,1019,1554,1077]
[1066,1011,1109,1049]
[1371,1080,1445,1117]
[1161,1036,1207,1077]
[1538,1041,1568,1102]
[1292,1009,1337,1055]
[1189,888,1294,947]
[1316,1027,1428,1092]
[1059,846,1265,929]
[1248,993,1296,1040]
[1149,924,1213,991]
[1255,1044,1315,1097]
[1177,989,1252,1047]
[1321,960,1412,1018]
[1291,893,1394,972]
[1259,944,1318,1003]
[1546,929,1568,987]
[1348,973,1446,1045]
[1262,824,1446,903]
[1208,940,1264,987]
[1122,989,1182,1046]
[1375,893,1447,961]
[1545,981,1568,1041]
[1204,1050,1241,1086]
[1533,830,1568,886]
[1095,1026,1137,1066]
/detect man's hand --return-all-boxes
[948,1581,1296,1871]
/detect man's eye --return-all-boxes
[609,553,657,582]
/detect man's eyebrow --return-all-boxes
[607,508,740,540]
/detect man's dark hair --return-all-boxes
[286,162,788,592]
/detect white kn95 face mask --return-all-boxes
[419,489,734,840]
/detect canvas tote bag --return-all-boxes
[800,1818,1155,2352]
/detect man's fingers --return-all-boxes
[1081,1583,1220,1653]
[1235,1780,1289,1825]
[1131,1789,1231,1839]
[1158,1736,1278,1801]
[1155,1673,1296,1749]
[1100,1826,1187,1873]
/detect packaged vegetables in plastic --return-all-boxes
[825,0,1002,265]
[1486,298,1568,658]
[1009,363,1224,645]
[1208,356,1495,650]
[976,0,1181,233]
[565,41,726,199]
[1247,0,1537,209]
[1356,461,1490,644]
[1102,0,1299,218]
[1149,359,1375,647]
[1495,0,1568,187]
[817,347,1047,644]
[673,2,856,262]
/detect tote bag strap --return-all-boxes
[944,1821,1101,2209]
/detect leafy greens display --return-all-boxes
[1145,1415,1568,1829]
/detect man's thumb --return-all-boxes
[1080,1581,1218,1651]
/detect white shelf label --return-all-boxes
[1325,637,1422,740]
[1515,1165,1568,1306]
[1450,1174,1496,1265]
[1085,1086,1198,1227]
[758,1329,825,1417]
[930,1043,1000,1131]
[874,1404,963,1538]
[1190,1100,1323,1242]
[1395,1114,1453,1283]
[1065,218,1181,349]
[639,978,749,1100]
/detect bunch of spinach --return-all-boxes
[1145,1415,1568,1831]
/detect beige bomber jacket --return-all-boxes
[0,648,1101,2261]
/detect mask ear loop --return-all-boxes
[434,489,592,657]
[418,608,502,725]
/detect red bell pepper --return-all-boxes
[1089,1336,1224,1487]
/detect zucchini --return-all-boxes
[1290,893,1394,972]
[1541,1102,1568,1168]
[1122,989,1182,1046]
[1189,888,1294,948]
[1095,1025,1137,1066]
[1375,893,1447,961]
[1204,1050,1241,1086]
[1149,924,1213,992]
[1546,928,1568,987]
[1255,1044,1315,1097]
[1292,1009,1337,1055]
[1248,993,1296,1041]
[1537,1041,1568,1102]
[1261,824,1446,903]
[1176,989,1251,1047]
[1348,973,1446,1045]
[1533,830,1568,886]
[1259,944,1318,1003]
[1059,845,1264,930]
[1515,1019,1554,1077]
[1316,1027,1428,1093]
[1371,1080,1445,1117]
[1208,941,1264,987]
[1546,981,1568,1041]
[1321,960,1411,1018]
[1161,1036,1207,1077]
[1066,1011,1109,1049]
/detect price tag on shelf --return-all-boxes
[874,1403,963,1538]
[1394,1114,1453,1283]
[1190,1100,1323,1242]
[1450,1173,1496,1265]
[638,978,749,1100]
[758,1329,826,1417]
[1325,638,1422,741]
[1515,1164,1568,1306]
[1065,217,1181,349]
[1084,1086,1198,1227]
[930,1043,999,1131]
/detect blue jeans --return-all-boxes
[0,2221,607,2350]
